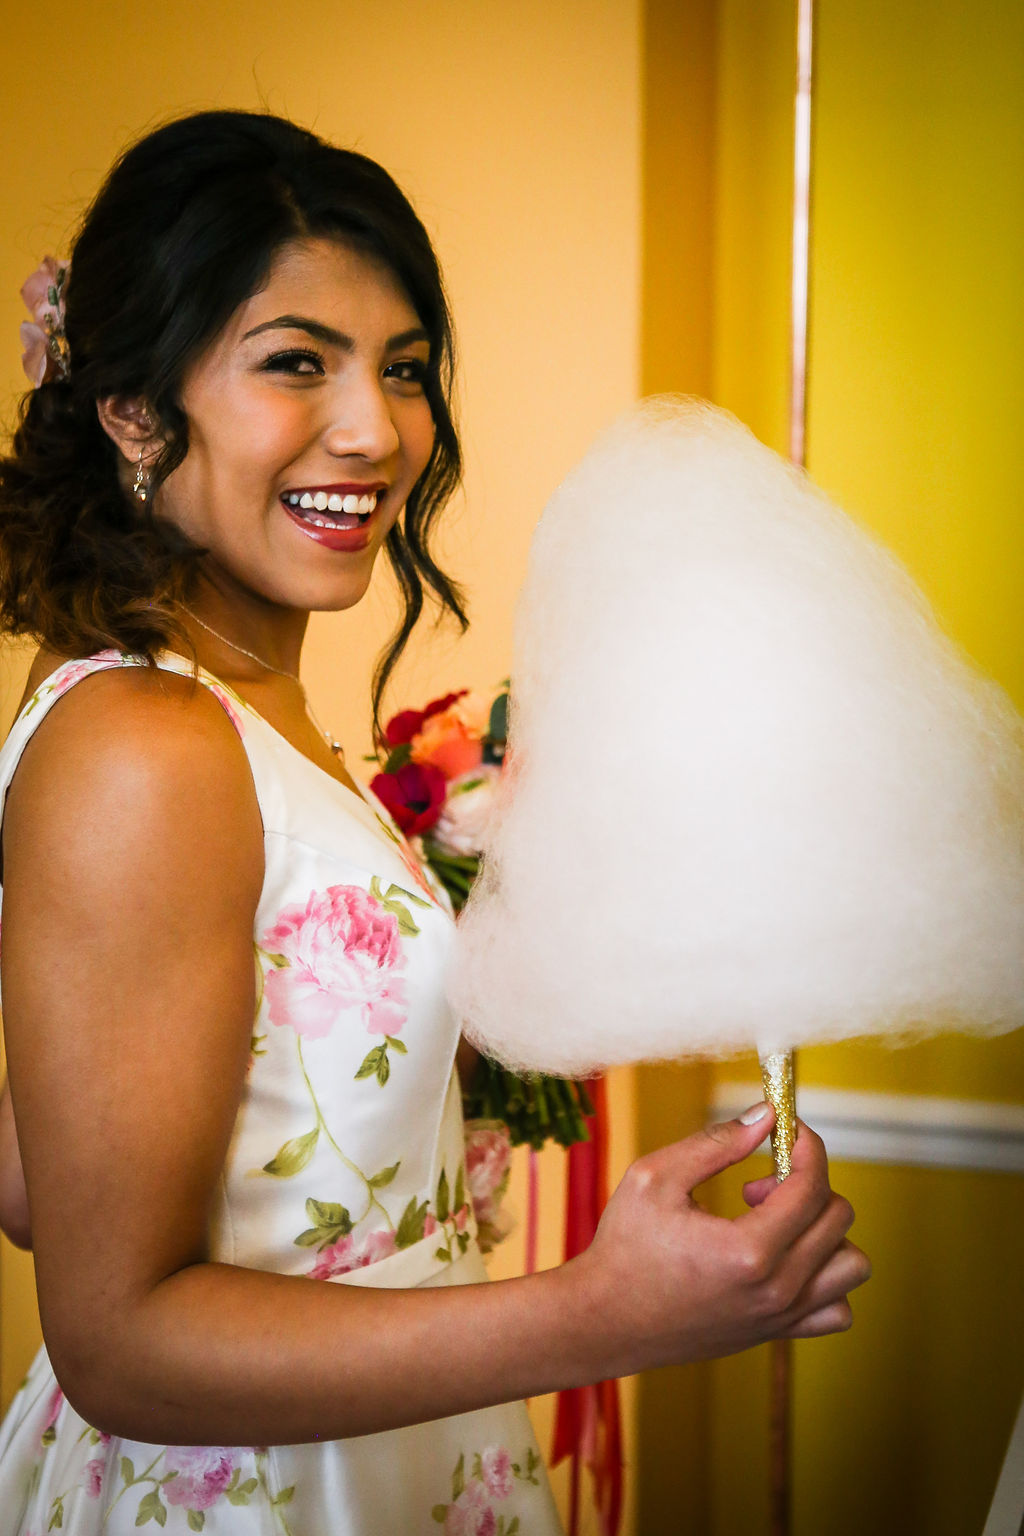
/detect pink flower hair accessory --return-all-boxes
[19,256,70,386]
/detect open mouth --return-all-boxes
[281,488,381,530]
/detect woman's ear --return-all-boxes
[95,395,162,470]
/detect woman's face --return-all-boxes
[155,237,436,615]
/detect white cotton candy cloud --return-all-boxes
[447,397,1024,1074]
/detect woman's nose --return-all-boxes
[323,371,400,463]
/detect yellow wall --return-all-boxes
[639,1,1024,1531]
[0,5,642,1531]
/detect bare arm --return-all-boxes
[2,669,868,1447]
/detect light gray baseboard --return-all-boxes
[710,1082,1024,1174]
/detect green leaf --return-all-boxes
[386,883,432,910]
[454,1165,465,1213]
[135,1489,165,1526]
[457,1231,470,1253]
[472,1452,484,1479]
[272,1486,295,1506]
[369,1162,400,1189]
[355,1045,385,1081]
[375,1050,391,1087]
[488,691,509,743]
[382,898,420,937]
[383,742,412,773]
[436,1168,450,1222]
[306,1198,349,1227]
[396,1196,429,1247]
[187,1513,205,1532]
[41,1425,56,1446]
[262,1127,319,1177]
[226,1467,241,1491]
[432,1507,449,1523]
[435,1246,453,1262]
[226,1486,252,1506]
[256,945,290,969]
[47,1500,64,1531]
[452,1452,465,1501]
[385,1035,407,1054]
[121,1457,136,1485]
[507,1519,521,1535]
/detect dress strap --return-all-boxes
[0,650,251,812]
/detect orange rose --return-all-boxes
[409,692,489,780]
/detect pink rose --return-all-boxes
[20,321,50,388]
[84,1458,105,1499]
[445,1478,496,1536]
[410,694,489,781]
[463,1122,514,1253]
[480,1446,514,1501]
[263,884,406,1041]
[163,1445,236,1510]
[19,256,68,386]
[464,1123,512,1207]
[309,1226,397,1280]
[48,653,122,698]
[431,766,501,857]
[20,257,65,326]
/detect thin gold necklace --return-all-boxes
[185,609,345,759]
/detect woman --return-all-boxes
[0,111,868,1533]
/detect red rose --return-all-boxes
[370,762,448,835]
[384,709,426,747]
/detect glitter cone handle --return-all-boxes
[760,1051,797,1181]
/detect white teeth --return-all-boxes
[313,491,329,511]
[358,494,374,514]
[339,494,357,513]
[327,494,344,512]
[299,493,314,509]
[289,493,301,506]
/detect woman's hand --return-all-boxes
[569,1107,870,1379]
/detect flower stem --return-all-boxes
[296,1039,393,1228]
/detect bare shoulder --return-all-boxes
[4,664,263,907]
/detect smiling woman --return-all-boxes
[0,110,868,1536]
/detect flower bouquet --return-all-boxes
[369,685,593,1150]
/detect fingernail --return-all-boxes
[740,1101,770,1125]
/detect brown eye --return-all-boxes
[262,348,326,376]
[384,359,427,391]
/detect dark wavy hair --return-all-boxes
[0,110,466,741]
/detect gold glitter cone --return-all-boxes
[760,1050,797,1181]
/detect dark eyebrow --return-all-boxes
[241,314,430,351]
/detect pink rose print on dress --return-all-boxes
[45,651,123,700]
[432,1445,537,1533]
[163,1445,236,1510]
[84,1458,105,1499]
[262,883,407,1042]
[308,1226,398,1280]
[480,1446,514,1501]
[445,1478,496,1536]
[463,1121,514,1252]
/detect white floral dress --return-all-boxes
[0,652,562,1536]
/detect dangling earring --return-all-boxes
[133,448,149,504]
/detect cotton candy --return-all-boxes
[447,397,1024,1074]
